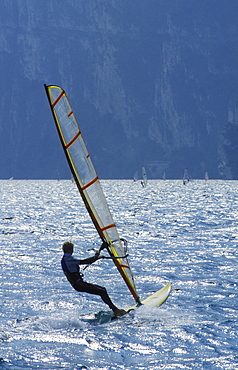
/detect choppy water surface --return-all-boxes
[0,180,237,369]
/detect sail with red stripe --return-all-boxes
[44,85,140,303]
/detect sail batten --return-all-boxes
[101,224,116,231]
[52,90,65,107]
[66,131,81,148]
[81,176,99,190]
[44,84,140,303]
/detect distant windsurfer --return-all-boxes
[61,241,126,317]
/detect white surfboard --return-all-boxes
[112,283,172,319]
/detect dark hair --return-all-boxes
[62,241,74,254]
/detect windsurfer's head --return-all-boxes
[62,241,74,254]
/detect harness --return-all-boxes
[61,257,84,286]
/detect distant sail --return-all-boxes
[133,171,139,182]
[205,172,209,181]
[183,168,192,185]
[44,85,140,303]
[141,167,147,187]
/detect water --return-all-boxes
[0,179,237,369]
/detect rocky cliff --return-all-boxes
[0,0,238,179]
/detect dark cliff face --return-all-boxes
[0,0,238,179]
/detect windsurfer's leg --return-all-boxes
[74,280,118,311]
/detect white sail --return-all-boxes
[44,85,140,303]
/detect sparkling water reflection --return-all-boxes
[0,180,237,369]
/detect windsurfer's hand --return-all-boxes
[99,255,106,259]
[101,241,108,250]
[95,250,100,258]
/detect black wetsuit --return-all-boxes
[61,253,117,311]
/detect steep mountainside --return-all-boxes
[0,0,238,179]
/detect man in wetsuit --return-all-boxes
[61,241,126,317]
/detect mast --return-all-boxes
[44,84,140,304]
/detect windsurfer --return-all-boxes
[61,241,126,317]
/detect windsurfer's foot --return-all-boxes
[113,308,127,317]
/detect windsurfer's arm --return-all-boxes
[79,251,105,265]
